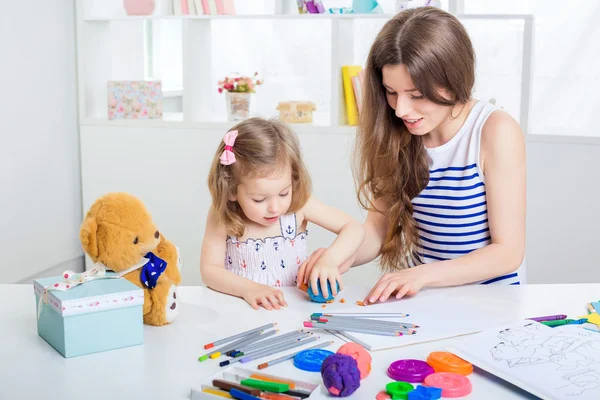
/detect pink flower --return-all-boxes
[218,88,223,93]
[141,108,148,117]
[117,104,124,113]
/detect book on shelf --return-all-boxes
[181,0,189,15]
[351,74,363,115]
[341,65,363,126]
[221,0,235,14]
[173,0,182,15]
[201,0,218,15]
[194,0,204,14]
[188,0,196,15]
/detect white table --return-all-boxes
[2,283,598,399]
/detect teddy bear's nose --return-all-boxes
[154,230,160,239]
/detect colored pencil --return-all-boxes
[220,336,319,367]
[335,331,372,351]
[312,312,409,318]
[304,322,403,336]
[526,314,567,322]
[315,320,417,334]
[239,336,319,364]
[227,330,305,356]
[199,329,276,361]
[204,323,277,349]
[258,341,334,369]
[313,315,419,328]
[229,330,309,356]
[234,336,311,358]
[311,319,416,332]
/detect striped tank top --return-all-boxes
[412,100,526,285]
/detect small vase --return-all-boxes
[123,0,155,16]
[225,92,251,121]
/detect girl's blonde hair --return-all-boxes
[208,118,312,237]
[355,7,475,272]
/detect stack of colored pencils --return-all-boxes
[198,322,333,368]
[303,312,419,337]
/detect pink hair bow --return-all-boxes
[219,130,238,166]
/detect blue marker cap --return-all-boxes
[293,349,335,372]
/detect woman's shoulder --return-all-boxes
[480,108,525,170]
[481,108,524,147]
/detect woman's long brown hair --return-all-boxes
[355,7,475,271]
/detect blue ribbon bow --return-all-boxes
[140,252,167,289]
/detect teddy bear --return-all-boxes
[79,192,182,326]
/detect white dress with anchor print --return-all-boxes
[225,214,308,287]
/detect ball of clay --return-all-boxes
[308,280,340,303]
[321,353,361,397]
[337,342,372,379]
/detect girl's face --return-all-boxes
[232,165,293,227]
[381,63,455,138]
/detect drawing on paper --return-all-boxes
[489,322,600,396]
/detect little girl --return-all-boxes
[200,118,365,310]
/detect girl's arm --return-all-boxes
[349,196,389,266]
[297,197,388,287]
[297,196,365,295]
[200,207,287,310]
[364,110,526,303]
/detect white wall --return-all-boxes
[526,136,600,284]
[79,123,600,286]
[0,0,83,283]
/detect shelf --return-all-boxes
[80,115,357,135]
[83,13,534,22]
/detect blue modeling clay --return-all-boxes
[308,280,340,303]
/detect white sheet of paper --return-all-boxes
[448,321,600,400]
[307,286,508,351]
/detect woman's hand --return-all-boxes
[242,283,287,310]
[363,267,429,305]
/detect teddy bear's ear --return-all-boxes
[80,217,99,258]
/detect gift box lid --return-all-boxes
[34,272,144,317]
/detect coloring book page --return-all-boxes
[449,321,600,400]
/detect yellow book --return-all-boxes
[341,65,362,126]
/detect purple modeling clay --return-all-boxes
[321,353,361,397]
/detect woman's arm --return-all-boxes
[421,109,526,286]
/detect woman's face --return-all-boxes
[381,64,454,137]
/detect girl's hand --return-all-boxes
[308,255,344,297]
[242,284,288,310]
[297,248,354,292]
[363,267,428,305]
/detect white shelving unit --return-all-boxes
[75,0,534,132]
